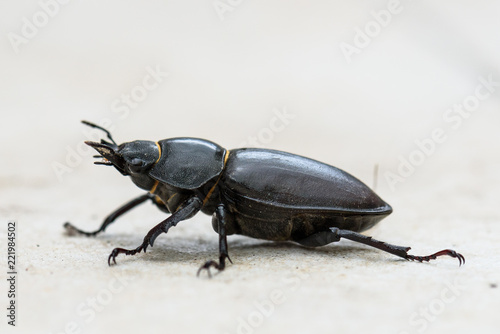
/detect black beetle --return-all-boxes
[65,121,464,276]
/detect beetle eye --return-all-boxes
[128,158,146,173]
[130,158,144,166]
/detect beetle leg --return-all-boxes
[328,227,465,266]
[405,249,465,266]
[64,193,153,237]
[197,204,232,278]
[108,197,203,266]
[297,230,341,247]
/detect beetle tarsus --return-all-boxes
[197,254,229,278]
[197,261,218,278]
[405,249,465,266]
[108,232,154,266]
[108,244,146,266]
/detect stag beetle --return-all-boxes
[65,121,464,277]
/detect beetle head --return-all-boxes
[86,139,158,171]
[86,140,160,190]
[82,121,160,190]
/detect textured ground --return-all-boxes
[1,1,499,334]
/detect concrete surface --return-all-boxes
[1,1,499,334]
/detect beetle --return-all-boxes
[65,121,464,276]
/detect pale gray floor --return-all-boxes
[1,2,499,334]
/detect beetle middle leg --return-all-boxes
[298,227,465,266]
[197,204,232,278]
[64,193,155,237]
[108,197,202,265]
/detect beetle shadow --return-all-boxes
[99,232,400,266]
[97,233,213,265]
[230,239,387,262]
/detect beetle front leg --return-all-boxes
[108,196,203,266]
[64,193,154,237]
[197,205,232,278]
[329,228,465,266]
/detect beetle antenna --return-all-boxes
[81,120,117,146]
[100,139,115,146]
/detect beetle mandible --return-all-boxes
[65,121,464,276]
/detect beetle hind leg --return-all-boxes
[327,227,465,266]
[296,230,341,247]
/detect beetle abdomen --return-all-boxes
[225,210,388,241]
[222,148,392,215]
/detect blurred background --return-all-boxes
[1,1,499,334]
